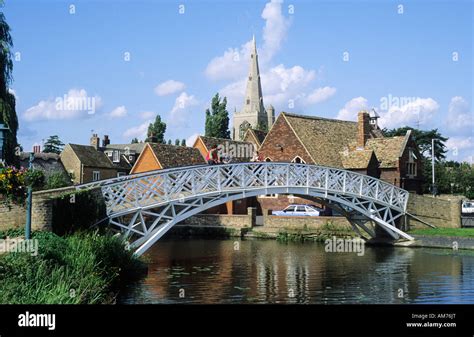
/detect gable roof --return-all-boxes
[281,112,360,167]
[105,143,146,154]
[366,134,409,168]
[340,149,376,169]
[244,128,267,147]
[135,143,205,170]
[194,135,255,162]
[66,144,115,168]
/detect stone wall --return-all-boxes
[0,201,26,231]
[178,207,255,228]
[262,213,352,230]
[407,193,462,228]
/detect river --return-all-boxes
[118,238,474,304]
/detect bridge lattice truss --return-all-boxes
[78,163,413,256]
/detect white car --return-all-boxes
[272,204,323,216]
[462,201,474,214]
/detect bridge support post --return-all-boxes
[248,207,257,228]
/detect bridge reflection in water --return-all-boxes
[118,239,474,304]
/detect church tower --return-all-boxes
[232,36,275,140]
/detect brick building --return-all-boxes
[192,135,255,163]
[259,111,423,192]
[130,142,205,174]
[242,128,267,149]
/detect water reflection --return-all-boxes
[119,239,474,304]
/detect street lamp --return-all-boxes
[0,123,10,165]
[431,139,437,197]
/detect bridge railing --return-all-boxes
[84,162,409,216]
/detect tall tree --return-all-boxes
[147,114,166,143]
[383,127,448,161]
[174,139,180,146]
[43,135,64,154]
[205,93,230,139]
[131,137,139,144]
[0,6,18,165]
[167,139,172,145]
[181,139,186,146]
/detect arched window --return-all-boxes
[291,156,305,164]
[265,157,272,162]
[239,121,251,140]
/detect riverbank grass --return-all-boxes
[408,228,474,238]
[0,230,144,304]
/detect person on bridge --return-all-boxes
[206,144,219,165]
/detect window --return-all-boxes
[291,156,305,164]
[246,99,250,105]
[113,150,120,163]
[295,206,306,212]
[92,171,100,181]
[117,172,126,177]
[106,151,112,157]
[264,157,272,162]
[406,149,417,177]
[285,206,295,212]
[239,121,251,140]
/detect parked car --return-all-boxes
[272,204,324,216]
[462,201,474,214]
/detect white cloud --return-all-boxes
[336,97,369,121]
[186,133,199,147]
[446,96,473,130]
[140,111,155,120]
[305,86,337,105]
[378,98,439,129]
[108,105,127,119]
[168,92,199,127]
[154,80,186,96]
[123,119,152,140]
[205,0,291,81]
[23,89,102,121]
[446,137,474,151]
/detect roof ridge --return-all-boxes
[282,112,357,124]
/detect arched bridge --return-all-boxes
[78,162,414,256]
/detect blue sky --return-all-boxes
[4,0,473,162]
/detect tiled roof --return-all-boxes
[68,144,115,168]
[148,143,205,169]
[247,129,267,145]
[340,149,375,169]
[197,136,254,162]
[366,136,407,168]
[105,143,146,154]
[282,112,359,167]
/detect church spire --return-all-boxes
[241,35,265,119]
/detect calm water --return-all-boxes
[119,238,474,304]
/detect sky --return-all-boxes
[3,0,473,162]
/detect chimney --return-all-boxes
[357,111,370,149]
[33,145,41,154]
[90,133,100,150]
[102,135,110,147]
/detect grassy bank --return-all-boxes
[0,230,144,304]
[408,228,474,238]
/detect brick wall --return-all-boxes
[258,115,312,163]
[178,207,255,228]
[407,193,462,228]
[0,201,26,231]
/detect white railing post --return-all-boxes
[342,172,347,193]
[217,166,222,192]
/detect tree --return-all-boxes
[131,138,139,144]
[167,139,172,145]
[0,7,18,166]
[205,93,230,139]
[43,135,64,154]
[174,139,180,146]
[181,139,186,146]
[383,127,448,161]
[147,114,166,143]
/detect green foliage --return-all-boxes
[42,135,64,154]
[383,127,448,161]
[24,168,44,190]
[408,228,474,238]
[0,231,143,304]
[0,8,18,166]
[174,139,180,146]
[131,137,139,144]
[255,121,268,132]
[181,139,186,146]
[205,93,230,139]
[167,139,172,145]
[147,114,166,143]
[422,161,474,197]
[51,189,107,235]
[45,171,71,189]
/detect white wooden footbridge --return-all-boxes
[77,162,414,256]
